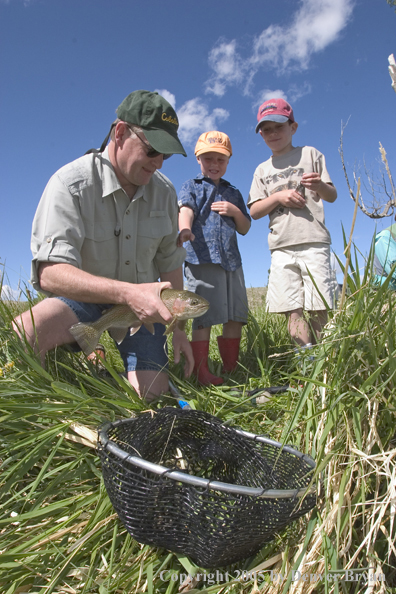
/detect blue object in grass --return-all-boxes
[177,399,192,410]
[168,380,192,410]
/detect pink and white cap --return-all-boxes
[255,98,294,133]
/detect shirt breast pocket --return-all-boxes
[82,222,119,278]
[136,210,173,268]
[138,210,172,238]
[85,221,117,242]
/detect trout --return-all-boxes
[69,288,209,356]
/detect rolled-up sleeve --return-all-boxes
[30,173,84,291]
[178,180,198,217]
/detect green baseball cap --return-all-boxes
[116,90,187,157]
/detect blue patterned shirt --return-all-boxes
[178,174,250,272]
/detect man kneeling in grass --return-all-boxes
[13,90,193,401]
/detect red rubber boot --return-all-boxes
[191,341,224,386]
[217,336,241,372]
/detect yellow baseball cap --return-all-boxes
[195,131,232,157]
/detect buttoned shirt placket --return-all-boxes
[115,187,145,284]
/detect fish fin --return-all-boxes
[108,327,130,344]
[164,317,178,335]
[142,322,155,335]
[177,319,186,332]
[69,322,101,356]
[128,325,142,337]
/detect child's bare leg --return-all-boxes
[286,309,311,347]
[308,309,327,342]
[192,327,211,342]
[222,320,243,339]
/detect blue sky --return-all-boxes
[1,0,395,298]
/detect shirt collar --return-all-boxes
[100,146,147,201]
[193,172,231,187]
[99,147,124,198]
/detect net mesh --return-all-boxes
[98,408,316,567]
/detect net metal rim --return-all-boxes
[98,417,316,500]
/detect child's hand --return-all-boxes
[301,173,323,192]
[277,189,306,209]
[177,228,195,246]
[301,173,337,202]
[211,201,239,217]
[212,201,251,235]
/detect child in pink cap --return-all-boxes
[248,99,337,349]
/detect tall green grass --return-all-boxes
[1,242,396,593]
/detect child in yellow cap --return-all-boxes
[177,131,251,385]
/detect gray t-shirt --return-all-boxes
[248,146,333,250]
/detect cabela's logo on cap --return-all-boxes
[208,137,223,144]
[162,112,178,126]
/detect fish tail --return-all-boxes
[69,322,101,356]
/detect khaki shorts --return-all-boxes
[266,243,334,313]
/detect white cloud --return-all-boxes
[255,88,288,108]
[177,98,229,145]
[287,82,312,103]
[205,40,246,96]
[154,89,176,109]
[1,284,21,301]
[250,0,354,72]
[253,82,311,114]
[204,0,354,97]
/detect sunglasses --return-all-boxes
[86,122,173,159]
[126,125,172,160]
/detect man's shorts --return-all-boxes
[266,243,335,313]
[56,297,168,373]
[184,263,248,330]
